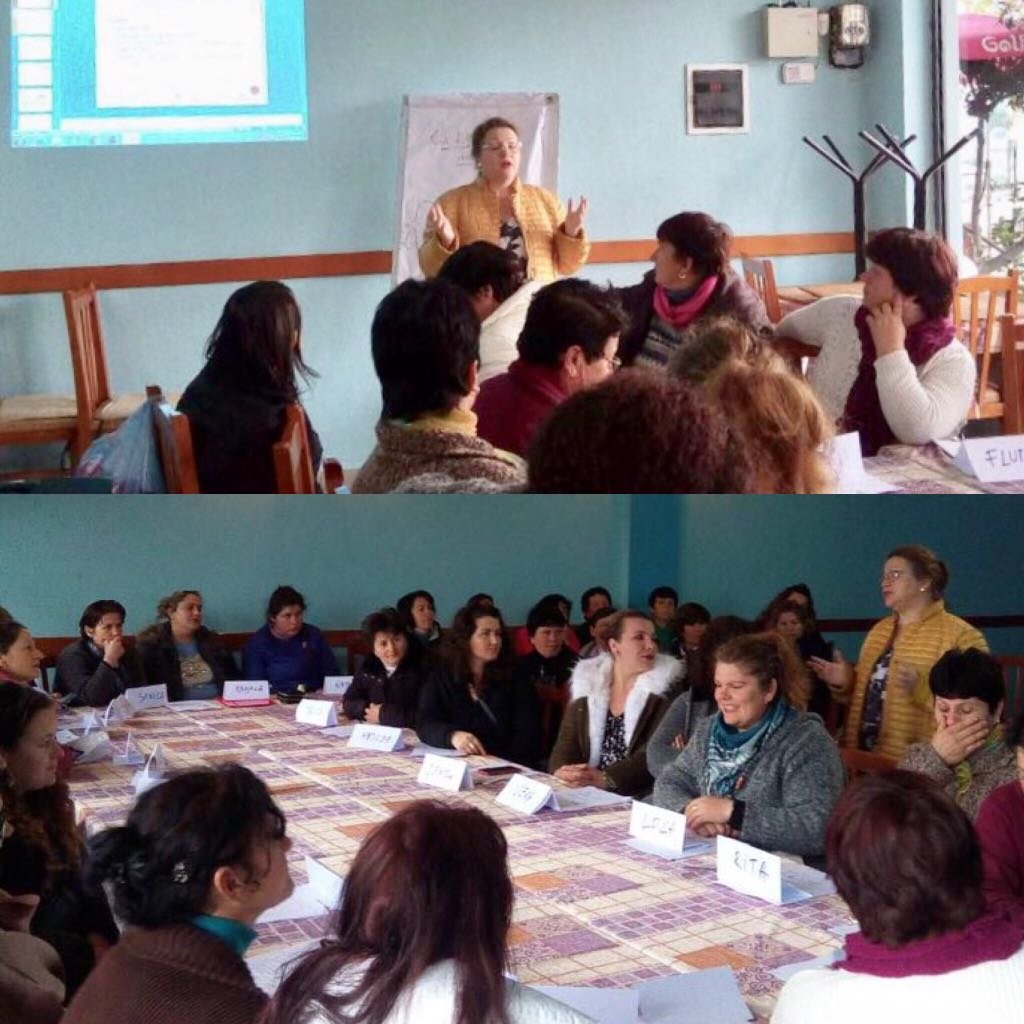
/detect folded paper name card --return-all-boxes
[627,800,687,859]
[222,680,272,706]
[322,676,353,696]
[295,698,338,728]
[112,729,146,767]
[495,773,559,814]
[417,752,473,792]
[124,684,168,712]
[132,744,168,795]
[103,694,135,726]
[954,435,1024,483]
[347,723,403,751]
[716,835,812,905]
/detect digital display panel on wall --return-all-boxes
[10,0,308,148]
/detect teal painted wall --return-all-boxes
[627,495,1024,658]
[1,0,927,470]
[0,495,631,635]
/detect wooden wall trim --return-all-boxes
[0,232,856,296]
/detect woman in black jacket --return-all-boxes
[135,591,237,701]
[343,608,426,728]
[417,603,541,768]
[54,600,144,707]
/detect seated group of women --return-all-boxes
[164,112,975,494]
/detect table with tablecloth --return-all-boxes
[67,701,853,1020]
[863,442,1024,494]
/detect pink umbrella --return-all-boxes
[960,12,1024,62]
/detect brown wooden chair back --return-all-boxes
[994,314,1024,435]
[63,283,111,460]
[840,747,897,782]
[954,273,1020,431]
[273,405,317,494]
[148,385,199,494]
[741,257,782,323]
[996,655,1024,726]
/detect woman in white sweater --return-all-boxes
[263,801,593,1024]
[772,770,1024,1024]
[776,228,975,456]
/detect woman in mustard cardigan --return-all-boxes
[418,117,590,282]
[810,545,988,760]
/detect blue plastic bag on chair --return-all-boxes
[73,399,166,493]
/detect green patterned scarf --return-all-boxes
[953,724,1004,800]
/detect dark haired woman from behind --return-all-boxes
[55,599,145,706]
[265,801,593,1024]
[178,280,323,493]
[343,608,426,728]
[772,771,1024,1023]
[614,211,770,369]
[0,683,118,998]
[417,603,542,768]
[242,585,339,696]
[63,764,293,1024]
[811,545,988,761]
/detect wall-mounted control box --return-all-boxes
[764,7,820,59]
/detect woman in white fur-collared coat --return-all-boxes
[549,610,681,799]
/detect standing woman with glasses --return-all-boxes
[810,545,988,760]
[419,117,591,282]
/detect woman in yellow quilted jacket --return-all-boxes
[809,544,988,761]
[418,117,590,282]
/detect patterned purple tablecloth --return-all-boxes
[865,443,1024,494]
[68,702,852,1020]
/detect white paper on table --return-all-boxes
[112,730,145,766]
[166,699,223,712]
[347,723,403,751]
[780,861,836,899]
[56,729,78,746]
[103,694,135,726]
[716,836,812,905]
[935,437,961,458]
[627,800,687,858]
[637,967,752,1024]
[829,921,860,937]
[954,434,1024,483]
[495,773,558,814]
[552,786,631,811]
[257,855,343,924]
[771,950,843,982]
[532,985,639,1024]
[222,679,270,703]
[322,675,353,696]
[124,684,168,712]
[409,742,466,758]
[295,698,338,728]
[417,753,473,792]
[826,432,897,494]
[68,729,111,764]
[248,938,319,995]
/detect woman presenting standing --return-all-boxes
[419,117,590,282]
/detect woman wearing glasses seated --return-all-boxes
[810,545,988,761]
[419,117,590,283]
[475,279,627,458]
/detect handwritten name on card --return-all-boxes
[222,679,271,703]
[628,800,687,856]
[348,723,403,751]
[955,435,1024,483]
[295,698,338,728]
[716,835,783,904]
[322,676,353,696]
[124,684,167,711]
[417,753,473,792]
[495,774,558,815]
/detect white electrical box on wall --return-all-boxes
[764,7,820,59]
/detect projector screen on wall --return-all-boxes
[10,0,308,148]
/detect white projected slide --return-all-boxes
[95,0,268,109]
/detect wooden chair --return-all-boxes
[0,390,79,478]
[272,404,344,494]
[994,314,1023,435]
[148,385,199,494]
[953,273,1020,432]
[65,284,180,463]
[996,655,1024,726]
[840,747,897,782]
[741,257,783,324]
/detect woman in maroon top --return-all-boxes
[976,711,1024,918]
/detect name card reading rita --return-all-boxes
[627,800,687,859]
[348,723,403,751]
[417,752,473,792]
[295,698,338,728]
[124,684,168,712]
[221,680,272,706]
[954,435,1024,483]
[495,773,558,815]
[716,835,785,903]
[322,676,354,696]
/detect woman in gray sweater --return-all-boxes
[652,632,843,860]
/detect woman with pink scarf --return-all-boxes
[615,212,771,369]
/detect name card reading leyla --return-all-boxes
[716,835,784,904]
[955,435,1024,483]
[627,800,687,858]
[222,679,271,704]
[295,698,338,728]
[124,684,168,711]
[417,752,473,793]
[496,773,558,815]
[348,723,403,751]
